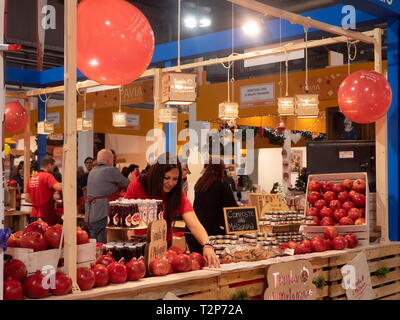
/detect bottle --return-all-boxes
[108,202,118,227]
[131,200,140,226]
[123,201,132,227]
[156,200,164,220]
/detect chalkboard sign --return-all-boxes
[223,206,259,235]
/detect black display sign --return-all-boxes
[223,206,259,235]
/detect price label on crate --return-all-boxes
[145,219,167,271]
[264,260,317,300]
[223,206,259,235]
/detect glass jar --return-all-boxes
[108,202,118,227]
[156,200,164,220]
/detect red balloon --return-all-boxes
[5,101,28,133]
[338,70,392,124]
[77,0,154,85]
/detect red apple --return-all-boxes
[314,199,327,210]
[359,208,365,217]
[308,180,322,192]
[324,239,332,250]
[313,216,320,225]
[321,181,334,192]
[337,191,351,203]
[352,193,366,208]
[332,236,347,250]
[329,200,342,211]
[322,191,336,203]
[320,216,334,226]
[342,179,353,191]
[307,191,321,204]
[298,240,312,254]
[311,236,326,252]
[189,252,206,268]
[306,207,320,217]
[344,234,358,248]
[332,183,345,194]
[348,208,362,221]
[323,226,338,240]
[342,201,355,211]
[349,190,357,198]
[320,207,334,218]
[333,209,348,222]
[339,216,354,225]
[352,179,366,193]
[355,217,365,225]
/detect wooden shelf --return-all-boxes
[106,223,147,231]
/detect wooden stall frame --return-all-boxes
[2,0,387,290]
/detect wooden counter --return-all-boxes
[45,242,400,300]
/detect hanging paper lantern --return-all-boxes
[338,70,392,124]
[77,0,155,85]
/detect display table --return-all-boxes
[4,210,30,231]
[48,242,400,300]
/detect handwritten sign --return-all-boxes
[264,260,317,300]
[223,206,259,235]
[261,194,290,214]
[340,251,375,300]
[145,219,167,271]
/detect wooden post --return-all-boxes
[63,0,78,285]
[23,98,31,192]
[153,68,164,160]
[373,28,389,242]
[0,0,5,301]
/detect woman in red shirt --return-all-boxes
[125,153,219,268]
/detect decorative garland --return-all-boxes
[237,125,326,146]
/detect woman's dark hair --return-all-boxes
[121,167,129,178]
[195,158,225,193]
[140,153,182,231]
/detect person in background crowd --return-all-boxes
[128,164,140,177]
[11,161,25,193]
[25,157,62,225]
[110,149,117,167]
[52,165,62,183]
[185,159,238,253]
[121,166,130,178]
[181,163,191,195]
[84,157,94,173]
[124,153,220,268]
[85,149,133,243]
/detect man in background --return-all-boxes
[85,149,132,243]
[25,156,62,225]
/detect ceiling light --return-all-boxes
[184,16,197,28]
[242,20,261,36]
[199,17,211,28]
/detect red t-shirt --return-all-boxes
[26,170,58,225]
[125,177,193,240]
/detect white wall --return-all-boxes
[106,134,153,171]
[258,147,307,193]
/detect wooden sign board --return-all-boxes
[340,251,376,300]
[261,194,290,214]
[145,219,167,271]
[223,206,259,235]
[264,260,317,300]
[162,72,197,104]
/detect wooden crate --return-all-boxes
[44,270,221,300]
[5,247,61,274]
[304,172,370,246]
[218,267,267,300]
[326,244,400,300]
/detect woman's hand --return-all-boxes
[203,246,220,268]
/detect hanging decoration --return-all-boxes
[77,0,155,85]
[278,49,295,116]
[162,0,197,106]
[338,70,392,124]
[77,86,93,132]
[37,94,54,135]
[219,2,238,121]
[159,107,178,123]
[295,27,319,118]
[4,101,28,133]
[112,88,127,127]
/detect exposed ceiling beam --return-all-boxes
[227,0,376,44]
